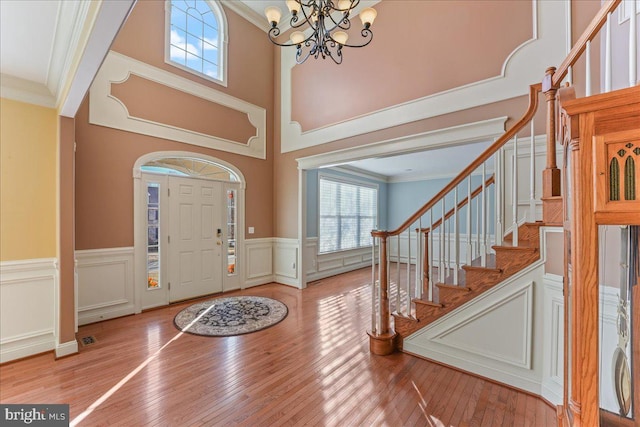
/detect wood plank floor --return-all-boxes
[0,268,556,426]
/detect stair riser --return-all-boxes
[437,286,471,306]
[494,249,539,275]
[464,270,503,289]
[503,225,541,248]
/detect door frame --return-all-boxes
[133,151,246,313]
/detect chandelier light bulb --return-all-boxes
[290,31,306,45]
[359,7,377,28]
[333,31,349,45]
[337,0,352,11]
[265,6,282,26]
[286,0,301,15]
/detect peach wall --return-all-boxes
[111,75,257,144]
[291,0,532,131]
[58,116,76,343]
[75,1,274,250]
[0,98,58,261]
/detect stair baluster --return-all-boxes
[511,136,519,247]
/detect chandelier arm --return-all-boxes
[324,11,352,32]
[325,44,343,65]
[339,28,373,48]
[268,27,300,47]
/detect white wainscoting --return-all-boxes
[76,247,135,325]
[244,238,274,288]
[404,261,546,394]
[0,258,58,363]
[305,237,373,282]
[541,273,564,405]
[274,238,299,287]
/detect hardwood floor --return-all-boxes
[0,268,555,426]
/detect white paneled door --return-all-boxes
[168,176,223,302]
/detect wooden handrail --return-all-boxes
[418,175,495,233]
[552,0,622,87]
[375,82,541,238]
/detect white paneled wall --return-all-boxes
[0,259,58,363]
[305,237,373,282]
[245,238,274,287]
[76,247,135,325]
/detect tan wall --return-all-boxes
[75,1,274,250]
[58,116,76,343]
[0,98,58,261]
[291,0,532,131]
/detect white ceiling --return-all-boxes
[0,0,134,115]
[342,140,493,181]
[0,1,58,84]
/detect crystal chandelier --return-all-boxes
[265,0,378,65]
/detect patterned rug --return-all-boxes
[173,296,288,337]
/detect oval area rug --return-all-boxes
[174,296,288,337]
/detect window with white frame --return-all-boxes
[319,176,378,253]
[166,0,228,85]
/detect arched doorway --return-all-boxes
[133,152,245,311]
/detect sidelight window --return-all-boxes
[147,183,161,290]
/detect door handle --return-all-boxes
[217,241,222,246]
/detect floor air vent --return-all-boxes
[80,336,97,346]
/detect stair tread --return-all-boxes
[462,264,502,273]
[493,243,538,251]
[436,283,471,292]
[413,299,443,308]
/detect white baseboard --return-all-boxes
[0,258,58,363]
[55,339,78,358]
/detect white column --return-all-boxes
[585,40,592,96]
[512,136,519,246]
[453,187,460,285]
[529,121,537,222]
[630,0,638,87]
[605,12,612,92]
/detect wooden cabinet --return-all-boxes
[559,85,640,427]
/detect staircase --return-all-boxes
[367,0,635,357]
[394,221,543,344]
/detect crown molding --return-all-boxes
[330,165,389,183]
[223,1,269,32]
[0,74,56,108]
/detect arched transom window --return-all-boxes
[166,0,228,86]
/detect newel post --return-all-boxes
[368,231,397,355]
[542,66,562,198]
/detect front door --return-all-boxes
[168,176,223,302]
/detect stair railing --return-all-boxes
[368,0,636,355]
[369,83,542,352]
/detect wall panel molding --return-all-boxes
[0,258,58,363]
[274,238,300,287]
[245,238,274,288]
[404,260,546,394]
[90,51,266,159]
[76,247,135,325]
